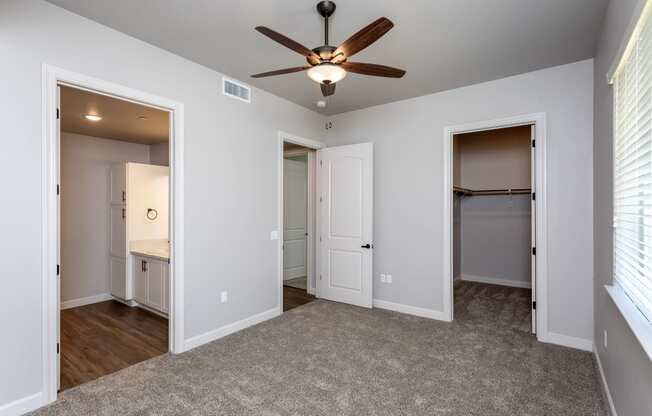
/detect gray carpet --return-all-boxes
[31,281,606,415]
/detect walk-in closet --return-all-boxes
[452,125,536,333]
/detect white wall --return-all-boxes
[0,0,324,411]
[149,142,169,166]
[460,195,531,286]
[128,163,169,241]
[324,59,594,345]
[593,0,652,414]
[60,133,151,305]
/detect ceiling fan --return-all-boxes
[251,1,406,97]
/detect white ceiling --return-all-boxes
[47,0,608,115]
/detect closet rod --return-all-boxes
[453,186,531,196]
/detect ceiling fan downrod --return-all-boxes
[317,1,336,46]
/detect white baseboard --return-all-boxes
[460,274,531,289]
[0,392,45,416]
[60,293,112,310]
[184,307,280,351]
[593,345,617,416]
[373,299,449,321]
[541,331,593,351]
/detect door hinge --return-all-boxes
[319,236,322,242]
[319,196,323,203]
[56,108,60,119]
[532,247,536,256]
[532,192,535,201]
[531,139,535,147]
[532,301,536,310]
[320,274,322,280]
[320,160,323,167]
[57,264,60,275]
[57,184,60,195]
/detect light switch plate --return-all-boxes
[270,230,279,240]
[221,291,228,303]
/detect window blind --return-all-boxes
[613,5,652,323]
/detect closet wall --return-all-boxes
[455,126,532,287]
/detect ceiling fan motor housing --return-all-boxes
[316,1,336,18]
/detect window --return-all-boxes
[612,3,652,324]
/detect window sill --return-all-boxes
[605,284,652,362]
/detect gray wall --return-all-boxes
[0,0,323,408]
[149,142,169,166]
[324,59,594,344]
[60,132,151,304]
[593,0,652,414]
[460,195,531,286]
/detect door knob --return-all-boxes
[361,244,372,249]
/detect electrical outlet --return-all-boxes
[380,274,386,283]
[221,291,228,303]
[386,274,392,284]
[604,330,608,349]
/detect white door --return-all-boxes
[283,158,308,280]
[133,256,148,304]
[110,257,127,299]
[147,260,165,311]
[110,163,126,204]
[110,205,126,257]
[530,125,537,334]
[317,142,373,308]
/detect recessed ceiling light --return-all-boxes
[84,114,102,122]
[138,116,148,120]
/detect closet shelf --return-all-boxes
[453,186,531,196]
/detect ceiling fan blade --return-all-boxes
[341,62,406,78]
[333,17,394,61]
[251,66,310,78]
[255,26,321,64]
[321,82,336,97]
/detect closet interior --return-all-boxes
[452,125,536,333]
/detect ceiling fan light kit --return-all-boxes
[307,63,347,84]
[251,1,406,97]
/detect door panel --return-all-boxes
[330,157,363,238]
[110,256,126,299]
[110,205,126,258]
[147,260,165,311]
[163,263,169,313]
[133,257,148,304]
[283,158,308,280]
[317,143,373,308]
[110,164,126,204]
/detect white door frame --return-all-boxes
[42,64,185,404]
[277,131,325,312]
[443,112,548,341]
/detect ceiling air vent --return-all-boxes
[223,77,251,103]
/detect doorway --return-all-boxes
[443,113,548,340]
[279,134,320,311]
[42,65,185,404]
[277,133,375,312]
[58,85,171,390]
[453,125,535,334]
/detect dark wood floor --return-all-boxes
[283,285,315,311]
[60,300,168,391]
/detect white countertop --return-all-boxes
[130,239,169,261]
